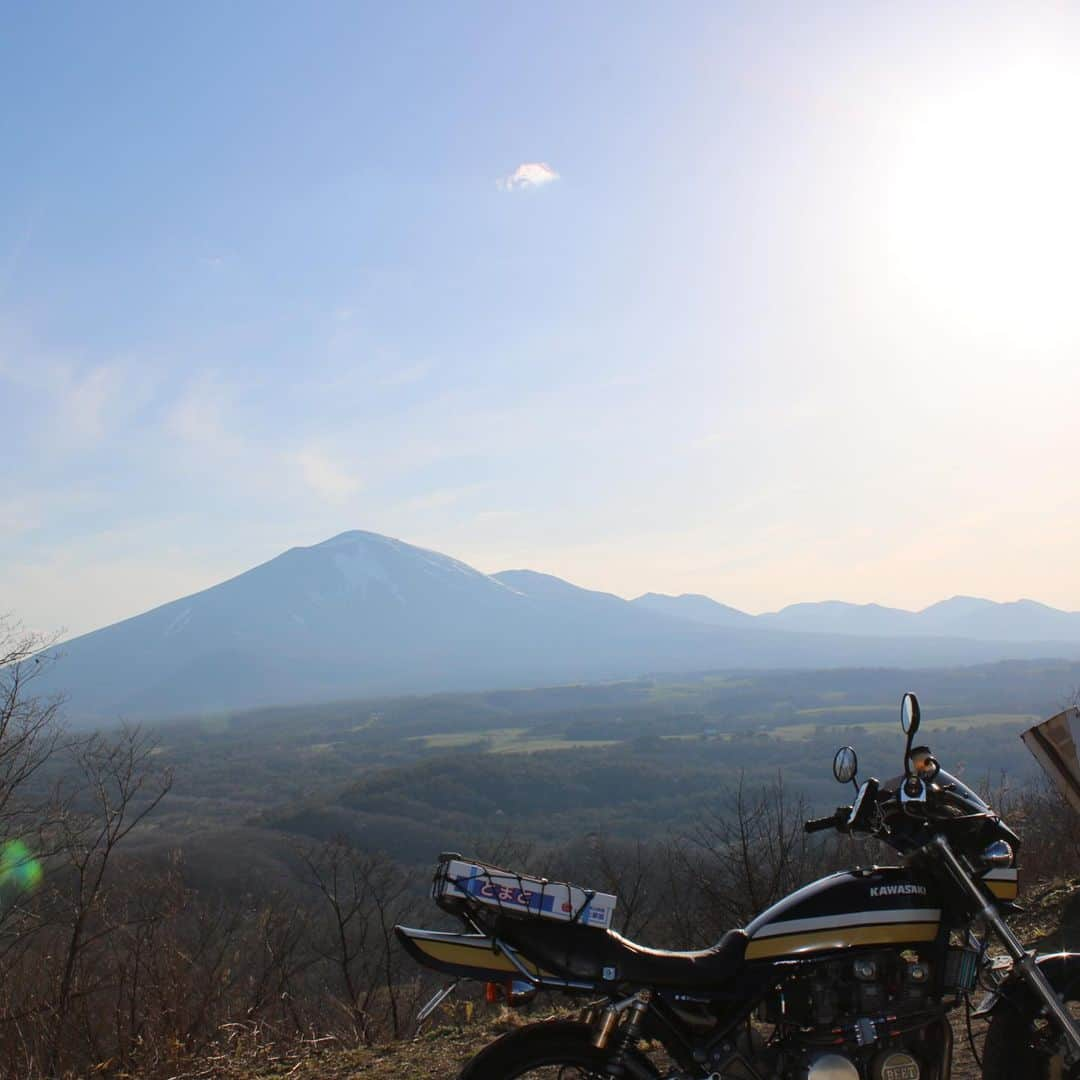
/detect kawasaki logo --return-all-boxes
[870,884,928,897]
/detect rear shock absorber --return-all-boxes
[593,990,653,1048]
[606,990,653,1076]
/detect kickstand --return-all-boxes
[416,979,461,1030]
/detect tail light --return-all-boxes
[484,980,538,1007]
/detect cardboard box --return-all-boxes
[437,858,617,930]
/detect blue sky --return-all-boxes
[4,2,1080,638]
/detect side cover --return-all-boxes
[743,867,943,961]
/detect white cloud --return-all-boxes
[497,162,560,191]
[0,532,241,641]
[397,484,480,513]
[0,496,43,537]
[167,372,244,457]
[0,320,154,451]
[293,448,361,503]
[475,509,525,524]
[59,364,122,443]
[379,360,430,387]
[43,356,157,452]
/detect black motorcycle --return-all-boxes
[396,693,1080,1079]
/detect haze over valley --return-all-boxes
[37,529,1080,724]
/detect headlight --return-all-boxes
[980,839,1014,867]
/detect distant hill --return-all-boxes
[632,592,753,627]
[632,594,1080,643]
[34,531,1080,725]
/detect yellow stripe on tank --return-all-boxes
[746,921,939,960]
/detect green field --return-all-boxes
[797,704,897,717]
[493,737,621,754]
[770,713,1038,741]
[407,727,527,750]
[399,710,1040,756]
[407,728,620,754]
[646,675,753,701]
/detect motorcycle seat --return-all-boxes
[493,917,748,990]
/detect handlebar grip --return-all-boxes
[805,814,842,833]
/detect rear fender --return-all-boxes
[394,924,548,982]
[973,952,1080,1018]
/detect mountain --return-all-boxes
[758,601,916,636]
[33,531,1080,725]
[914,597,1080,642]
[494,570,634,616]
[631,593,753,627]
[42,532,748,722]
[40,531,531,719]
[636,592,1080,643]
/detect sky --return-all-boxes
[3,2,1080,639]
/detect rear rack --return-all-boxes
[432,852,617,930]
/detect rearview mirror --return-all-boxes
[901,692,921,736]
[833,745,858,784]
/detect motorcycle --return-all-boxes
[396,693,1080,1079]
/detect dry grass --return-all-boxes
[170,1009,539,1080]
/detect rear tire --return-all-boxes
[459,1019,657,1080]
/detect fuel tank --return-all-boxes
[743,866,943,961]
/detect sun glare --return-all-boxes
[885,62,1080,347]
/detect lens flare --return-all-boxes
[0,840,43,893]
[884,59,1080,348]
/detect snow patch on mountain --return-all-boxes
[165,608,193,636]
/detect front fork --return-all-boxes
[931,834,1080,1064]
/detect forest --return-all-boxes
[2,618,1079,1076]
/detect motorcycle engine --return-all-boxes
[802,1051,860,1079]
[765,952,932,1028]
[800,1049,921,1080]
[756,951,929,1080]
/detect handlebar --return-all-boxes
[805,808,850,834]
